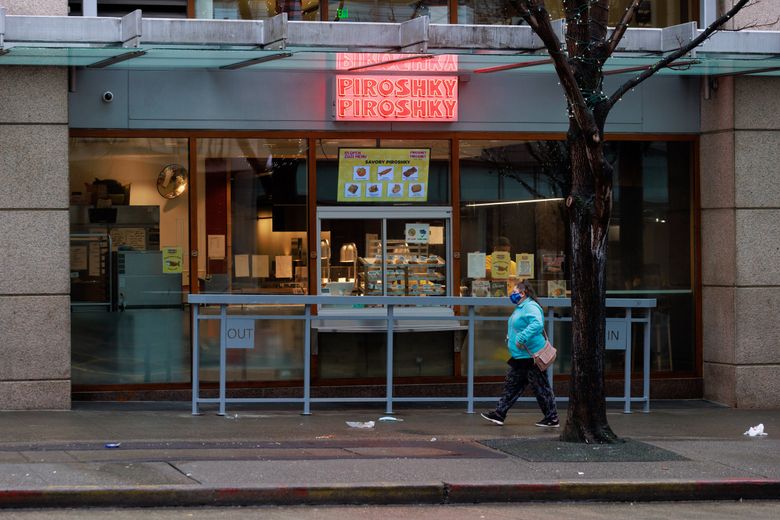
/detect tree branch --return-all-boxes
[605,0,641,57]
[514,1,594,138]
[607,0,751,110]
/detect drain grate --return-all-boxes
[480,438,688,462]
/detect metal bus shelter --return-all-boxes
[188,295,655,416]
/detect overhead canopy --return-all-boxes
[1,10,779,77]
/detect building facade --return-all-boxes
[0,0,778,409]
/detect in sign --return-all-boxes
[225,318,255,349]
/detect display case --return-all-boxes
[359,240,446,296]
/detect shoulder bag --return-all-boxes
[521,328,557,371]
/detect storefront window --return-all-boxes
[69,137,191,385]
[328,0,448,23]
[196,0,320,21]
[196,138,309,295]
[195,138,309,384]
[457,0,697,27]
[460,139,694,376]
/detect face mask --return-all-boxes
[509,292,523,305]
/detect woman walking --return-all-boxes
[481,280,560,427]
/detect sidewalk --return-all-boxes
[0,401,778,508]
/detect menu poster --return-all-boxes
[110,227,146,252]
[516,253,534,279]
[542,253,565,274]
[234,254,250,278]
[252,254,269,278]
[162,246,183,274]
[490,281,508,297]
[275,255,293,279]
[491,251,511,279]
[548,280,567,298]
[471,279,490,297]
[70,245,88,271]
[429,226,444,245]
[466,252,486,279]
[88,242,102,277]
[337,148,430,202]
[405,223,430,244]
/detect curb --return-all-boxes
[446,480,780,503]
[1,480,779,509]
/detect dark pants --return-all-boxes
[494,358,558,421]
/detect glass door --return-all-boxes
[317,206,452,297]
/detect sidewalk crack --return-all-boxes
[166,461,202,484]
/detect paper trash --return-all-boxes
[378,416,403,422]
[346,421,375,429]
[743,423,768,437]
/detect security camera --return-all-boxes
[101,91,114,103]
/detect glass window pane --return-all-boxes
[459,138,694,376]
[197,0,320,21]
[328,0,448,23]
[196,138,309,295]
[69,137,191,385]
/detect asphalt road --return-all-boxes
[0,502,779,520]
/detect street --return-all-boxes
[1,502,779,519]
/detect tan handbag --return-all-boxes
[521,329,557,371]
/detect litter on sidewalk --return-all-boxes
[346,421,375,429]
[378,416,403,422]
[743,423,768,437]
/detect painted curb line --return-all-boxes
[1,480,779,509]
[445,479,780,503]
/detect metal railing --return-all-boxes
[188,295,655,416]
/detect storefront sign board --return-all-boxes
[335,75,458,121]
[337,148,430,202]
[336,53,458,72]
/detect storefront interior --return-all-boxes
[69,133,695,393]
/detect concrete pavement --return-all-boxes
[0,401,778,508]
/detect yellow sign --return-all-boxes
[162,246,183,274]
[491,251,511,279]
[337,148,430,202]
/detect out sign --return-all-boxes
[225,318,255,349]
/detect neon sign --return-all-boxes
[335,75,458,122]
[336,53,458,72]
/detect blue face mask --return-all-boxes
[509,292,523,305]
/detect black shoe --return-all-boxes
[480,411,505,426]
[535,417,560,428]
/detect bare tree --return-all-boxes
[503,0,753,443]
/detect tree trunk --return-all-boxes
[560,123,619,444]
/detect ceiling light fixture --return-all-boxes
[465,197,564,207]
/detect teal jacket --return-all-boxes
[506,298,546,359]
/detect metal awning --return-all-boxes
[1,9,779,76]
